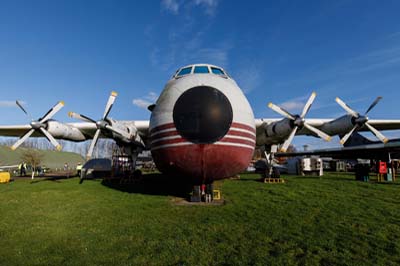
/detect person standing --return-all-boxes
[18,163,22,176]
[20,162,26,176]
[201,184,206,202]
[76,162,82,177]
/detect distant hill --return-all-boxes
[0,145,84,169]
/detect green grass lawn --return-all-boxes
[0,145,84,170]
[0,172,399,266]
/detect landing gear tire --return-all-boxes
[272,167,280,179]
[79,170,86,184]
[133,169,142,181]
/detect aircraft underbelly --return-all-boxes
[151,143,253,184]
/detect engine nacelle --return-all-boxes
[256,119,293,146]
[108,119,145,147]
[319,115,354,136]
[46,120,86,141]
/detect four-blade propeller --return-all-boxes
[69,91,128,160]
[268,92,332,152]
[336,96,388,145]
[12,101,64,151]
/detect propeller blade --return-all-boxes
[280,126,298,152]
[11,128,35,150]
[339,125,358,145]
[103,91,117,119]
[364,96,382,115]
[268,102,295,120]
[86,129,101,160]
[335,97,359,117]
[300,92,316,118]
[365,122,388,143]
[68,112,96,123]
[39,127,62,151]
[39,101,65,123]
[16,100,29,116]
[105,125,128,138]
[303,123,332,142]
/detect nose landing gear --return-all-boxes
[190,183,214,203]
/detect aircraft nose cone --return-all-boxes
[173,86,233,144]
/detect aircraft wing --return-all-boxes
[298,119,400,135]
[255,117,400,147]
[0,125,39,137]
[255,118,331,128]
[0,123,96,138]
[275,141,400,160]
[0,120,150,141]
[366,119,400,130]
[255,118,400,134]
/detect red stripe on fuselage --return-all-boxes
[151,137,188,147]
[150,123,175,134]
[149,122,256,151]
[150,122,255,138]
[226,130,255,140]
[231,122,255,133]
[218,137,255,146]
[151,136,255,149]
[151,129,255,138]
[151,130,255,143]
[151,130,179,139]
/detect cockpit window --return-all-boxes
[193,66,209,74]
[211,67,225,75]
[173,65,230,79]
[177,67,192,76]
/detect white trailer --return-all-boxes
[285,157,323,176]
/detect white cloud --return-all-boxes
[152,0,225,72]
[149,29,232,72]
[388,31,400,39]
[132,92,158,109]
[183,47,230,67]
[324,45,400,78]
[132,99,152,109]
[161,0,180,14]
[161,0,219,16]
[277,95,309,113]
[0,100,26,108]
[234,65,261,94]
[0,101,16,107]
[280,101,305,112]
[145,92,158,101]
[194,0,219,16]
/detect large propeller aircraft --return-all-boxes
[1,63,400,188]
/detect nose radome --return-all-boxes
[173,86,233,144]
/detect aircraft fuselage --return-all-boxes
[149,64,255,184]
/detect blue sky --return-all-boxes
[1,0,400,149]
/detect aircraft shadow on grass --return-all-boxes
[231,175,262,182]
[29,174,77,184]
[100,173,193,198]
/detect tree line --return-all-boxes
[0,137,117,158]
